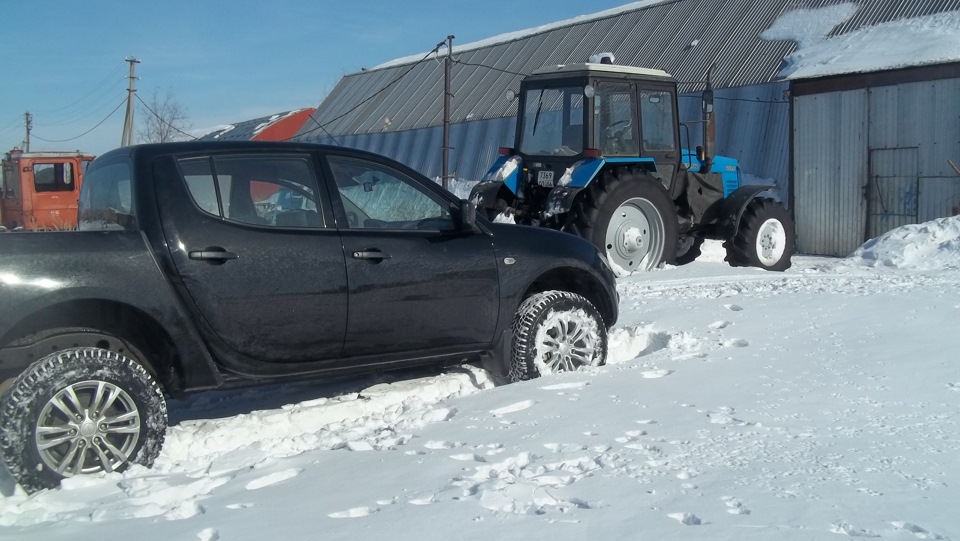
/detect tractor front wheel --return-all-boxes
[568,168,679,275]
[724,198,795,271]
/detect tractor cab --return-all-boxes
[514,62,681,190]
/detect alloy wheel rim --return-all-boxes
[535,312,600,374]
[35,380,141,476]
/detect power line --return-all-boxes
[34,61,127,117]
[679,95,788,105]
[31,99,126,143]
[135,93,198,141]
[292,40,448,141]
[302,114,343,146]
[452,59,527,77]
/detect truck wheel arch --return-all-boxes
[519,267,617,327]
[0,300,199,392]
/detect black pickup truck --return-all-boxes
[0,141,618,492]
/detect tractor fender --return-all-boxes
[482,155,522,195]
[546,158,660,216]
[545,186,585,216]
[718,185,777,239]
[470,180,507,210]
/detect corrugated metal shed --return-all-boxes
[296,0,960,188]
[793,66,960,256]
[298,0,960,138]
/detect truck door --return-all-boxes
[323,154,500,359]
[155,152,349,365]
[29,160,79,230]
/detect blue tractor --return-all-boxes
[471,58,795,273]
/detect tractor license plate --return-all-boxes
[537,170,554,187]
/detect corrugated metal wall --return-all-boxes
[309,82,792,192]
[794,76,960,256]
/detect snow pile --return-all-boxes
[842,216,960,270]
[766,9,960,79]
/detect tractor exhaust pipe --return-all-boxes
[698,65,716,174]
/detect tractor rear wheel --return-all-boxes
[724,198,795,271]
[567,168,678,275]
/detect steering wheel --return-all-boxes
[603,120,631,153]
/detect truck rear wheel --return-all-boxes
[724,198,795,271]
[0,347,167,493]
[568,168,678,275]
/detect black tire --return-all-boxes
[567,167,679,274]
[675,237,704,266]
[0,348,167,493]
[724,198,795,271]
[509,291,608,382]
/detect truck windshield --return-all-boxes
[518,85,584,156]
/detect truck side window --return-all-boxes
[33,163,75,192]
[327,156,454,231]
[78,157,135,231]
[640,91,676,151]
[177,154,321,228]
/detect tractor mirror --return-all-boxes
[696,146,706,162]
[584,85,595,99]
[505,89,516,102]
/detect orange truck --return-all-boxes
[1,149,95,231]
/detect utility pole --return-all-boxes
[121,56,141,147]
[442,35,454,190]
[24,112,32,152]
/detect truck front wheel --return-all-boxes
[724,198,795,271]
[568,168,679,275]
[0,347,167,493]
[509,291,607,382]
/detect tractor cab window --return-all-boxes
[33,162,76,192]
[594,83,638,156]
[518,86,584,156]
[640,90,676,151]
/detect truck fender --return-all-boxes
[718,185,777,239]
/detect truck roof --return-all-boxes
[529,62,673,80]
[6,151,95,160]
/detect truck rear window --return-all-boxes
[78,156,135,231]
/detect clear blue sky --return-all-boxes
[0,0,634,156]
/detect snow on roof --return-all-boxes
[252,109,307,136]
[370,0,671,71]
[761,2,859,49]
[766,8,960,79]
[201,124,236,139]
[843,216,960,270]
[530,63,672,78]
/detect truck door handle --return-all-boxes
[189,248,239,262]
[352,250,391,261]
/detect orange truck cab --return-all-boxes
[1,150,95,231]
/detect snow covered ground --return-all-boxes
[2,219,960,540]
